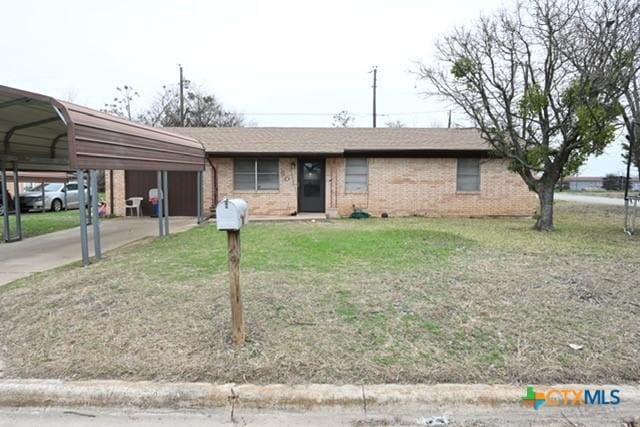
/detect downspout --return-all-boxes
[109,169,114,216]
[206,155,218,219]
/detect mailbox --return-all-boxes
[216,198,248,230]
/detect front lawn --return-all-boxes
[0,210,80,241]
[0,202,638,384]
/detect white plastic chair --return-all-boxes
[125,197,143,217]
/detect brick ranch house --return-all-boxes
[106,127,537,218]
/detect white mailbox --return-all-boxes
[216,198,248,231]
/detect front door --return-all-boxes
[298,159,325,212]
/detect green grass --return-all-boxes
[0,202,638,385]
[137,224,468,280]
[0,210,80,241]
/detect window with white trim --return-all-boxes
[345,158,368,192]
[456,158,481,192]
[234,158,279,191]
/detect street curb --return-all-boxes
[0,380,639,409]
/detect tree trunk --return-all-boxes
[534,184,555,231]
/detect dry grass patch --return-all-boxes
[0,202,638,384]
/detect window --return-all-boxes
[345,158,368,192]
[457,158,481,192]
[31,183,63,192]
[234,159,279,191]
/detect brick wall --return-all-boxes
[328,157,536,217]
[211,157,299,216]
[203,160,214,214]
[105,169,126,216]
[214,156,536,217]
[110,156,536,218]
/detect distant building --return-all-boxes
[563,176,640,191]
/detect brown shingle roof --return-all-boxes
[164,127,489,155]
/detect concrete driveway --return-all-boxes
[0,217,198,286]
[555,192,626,206]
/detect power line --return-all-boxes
[241,112,344,116]
[240,110,447,117]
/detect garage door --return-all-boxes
[125,171,197,216]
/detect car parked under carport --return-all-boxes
[20,182,88,212]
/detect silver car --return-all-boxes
[20,181,89,212]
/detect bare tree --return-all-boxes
[63,89,79,104]
[417,0,639,230]
[332,110,355,127]
[141,84,244,127]
[102,85,139,121]
[621,57,640,180]
[385,119,406,128]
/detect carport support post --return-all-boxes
[162,171,169,235]
[90,170,101,260]
[157,171,164,236]
[77,169,90,266]
[1,160,9,242]
[12,163,21,240]
[227,230,244,347]
[86,172,92,225]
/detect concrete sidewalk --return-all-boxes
[1,404,637,426]
[0,217,199,286]
[0,381,638,426]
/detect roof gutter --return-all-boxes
[203,151,343,157]
[202,149,492,158]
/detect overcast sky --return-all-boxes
[1,0,628,176]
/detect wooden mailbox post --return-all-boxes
[216,198,248,347]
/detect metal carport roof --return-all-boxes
[0,85,206,266]
[0,85,205,172]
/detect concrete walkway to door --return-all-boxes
[0,217,198,287]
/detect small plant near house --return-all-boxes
[349,205,371,219]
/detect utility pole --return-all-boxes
[179,64,185,127]
[447,110,452,128]
[371,66,378,128]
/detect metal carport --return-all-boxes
[0,84,205,265]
